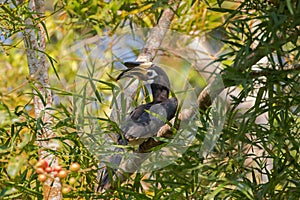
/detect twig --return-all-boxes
[250,64,300,77]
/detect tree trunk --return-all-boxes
[24,0,62,199]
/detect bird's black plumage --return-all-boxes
[99,62,178,188]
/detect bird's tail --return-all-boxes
[97,134,127,189]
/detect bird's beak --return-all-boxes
[116,67,147,80]
[116,62,153,81]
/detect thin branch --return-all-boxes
[250,64,300,77]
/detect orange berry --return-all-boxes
[62,186,71,194]
[57,169,68,179]
[36,167,44,174]
[38,174,47,182]
[69,177,76,185]
[69,163,80,172]
[35,159,48,169]
[44,167,52,173]
[53,165,62,172]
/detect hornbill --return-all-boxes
[99,61,178,188]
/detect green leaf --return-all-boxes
[208,7,234,13]
[17,132,31,149]
[7,154,27,179]
[286,0,294,15]
[29,82,46,106]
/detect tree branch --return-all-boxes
[137,1,179,62]
[24,0,62,199]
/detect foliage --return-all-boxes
[1,0,300,199]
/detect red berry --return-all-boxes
[57,169,68,179]
[35,159,48,169]
[53,171,58,177]
[38,174,47,182]
[69,163,80,172]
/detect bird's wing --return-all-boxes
[130,103,153,122]
[125,103,167,138]
[161,97,178,120]
[123,98,178,145]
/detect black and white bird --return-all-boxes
[99,61,178,188]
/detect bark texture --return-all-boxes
[24,0,62,199]
[137,1,179,62]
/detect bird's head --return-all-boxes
[117,62,172,102]
[117,62,170,89]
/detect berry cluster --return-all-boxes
[35,159,80,194]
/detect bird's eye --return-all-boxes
[147,71,153,76]
[146,70,157,79]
